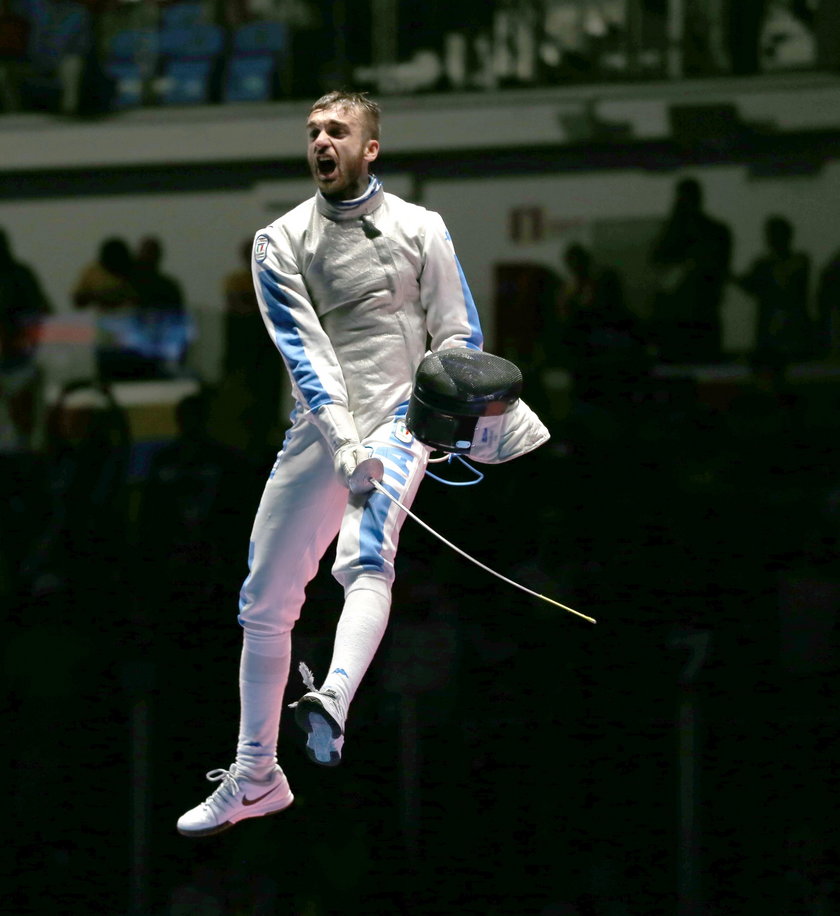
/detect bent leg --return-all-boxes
[236,419,347,774]
[320,415,429,709]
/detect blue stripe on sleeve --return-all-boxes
[454,253,484,350]
[257,266,333,410]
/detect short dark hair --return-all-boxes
[309,90,381,141]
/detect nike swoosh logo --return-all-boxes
[242,783,283,806]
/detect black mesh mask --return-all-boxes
[405,348,523,453]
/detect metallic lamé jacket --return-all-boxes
[251,177,484,438]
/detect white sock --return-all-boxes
[235,631,291,779]
[319,577,392,713]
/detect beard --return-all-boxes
[310,150,368,200]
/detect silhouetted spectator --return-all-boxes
[557,243,624,323]
[0,0,31,112]
[132,235,184,312]
[222,237,264,374]
[24,379,131,612]
[72,236,144,380]
[127,235,191,378]
[736,215,812,364]
[556,242,649,404]
[0,227,52,601]
[816,247,840,357]
[135,389,257,619]
[72,236,137,310]
[650,177,732,363]
[219,237,285,461]
[0,226,51,451]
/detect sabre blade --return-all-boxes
[369,479,596,625]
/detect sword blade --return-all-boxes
[370,479,596,625]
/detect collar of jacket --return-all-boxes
[316,175,383,221]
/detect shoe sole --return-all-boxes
[294,697,343,767]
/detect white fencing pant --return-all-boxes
[234,411,428,772]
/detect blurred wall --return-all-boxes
[2,75,839,384]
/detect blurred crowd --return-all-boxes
[534,175,840,390]
[2,171,840,914]
[0,0,838,117]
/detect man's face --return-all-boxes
[306,105,379,201]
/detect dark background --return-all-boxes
[4,358,839,916]
[3,1,840,913]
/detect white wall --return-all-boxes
[1,188,260,315]
[9,159,839,320]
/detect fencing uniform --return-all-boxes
[235,176,483,772]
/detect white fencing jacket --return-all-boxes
[251,177,484,439]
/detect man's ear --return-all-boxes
[364,139,380,163]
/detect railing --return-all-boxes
[0,0,836,117]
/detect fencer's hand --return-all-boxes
[334,443,384,494]
[310,404,383,493]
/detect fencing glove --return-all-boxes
[310,403,384,494]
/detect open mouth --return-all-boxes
[316,156,337,179]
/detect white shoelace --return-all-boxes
[287,661,317,708]
[287,662,345,726]
[202,768,242,811]
[298,661,317,692]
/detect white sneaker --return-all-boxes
[177,764,293,837]
[293,688,347,767]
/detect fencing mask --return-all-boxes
[405,348,549,464]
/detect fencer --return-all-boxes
[177,90,485,837]
[177,91,552,837]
